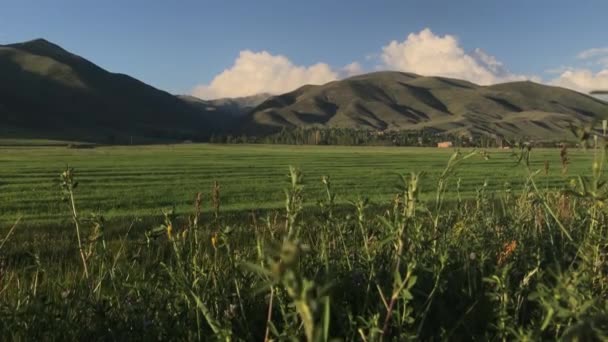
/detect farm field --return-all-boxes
[0,143,594,227]
[1,142,607,340]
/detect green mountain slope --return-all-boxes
[0,39,225,143]
[245,71,608,139]
[3,39,607,143]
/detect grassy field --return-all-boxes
[0,144,595,227]
[1,143,607,340]
[0,138,82,146]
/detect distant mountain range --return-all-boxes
[179,93,271,117]
[1,39,607,143]
[244,71,608,140]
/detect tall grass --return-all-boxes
[0,146,607,340]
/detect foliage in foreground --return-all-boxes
[1,146,608,341]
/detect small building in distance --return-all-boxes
[437,141,453,148]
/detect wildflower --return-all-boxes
[211,232,218,249]
[497,240,517,266]
[212,181,221,219]
[166,223,173,240]
[453,221,466,236]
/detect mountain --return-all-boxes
[244,71,608,140]
[179,93,271,117]
[3,39,607,143]
[0,38,227,143]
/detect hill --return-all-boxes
[0,39,227,143]
[179,93,270,117]
[3,39,607,143]
[244,71,608,140]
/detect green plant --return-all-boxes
[59,167,89,278]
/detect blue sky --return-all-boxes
[1,0,607,98]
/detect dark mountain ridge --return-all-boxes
[0,38,226,143]
[2,39,607,143]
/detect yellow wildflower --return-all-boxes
[211,232,218,249]
[166,224,173,240]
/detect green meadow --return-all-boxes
[0,144,592,226]
[1,143,607,340]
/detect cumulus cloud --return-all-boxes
[342,62,363,77]
[548,47,608,93]
[378,28,532,85]
[197,28,608,99]
[552,69,608,94]
[192,50,338,99]
[193,29,539,99]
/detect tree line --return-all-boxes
[208,127,555,148]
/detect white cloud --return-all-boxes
[378,28,532,85]
[196,28,608,99]
[193,50,338,99]
[577,47,608,60]
[193,28,538,99]
[547,46,608,93]
[342,62,363,77]
[552,69,608,94]
[576,47,608,70]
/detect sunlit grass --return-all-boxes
[0,144,607,340]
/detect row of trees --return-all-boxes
[208,127,538,148]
